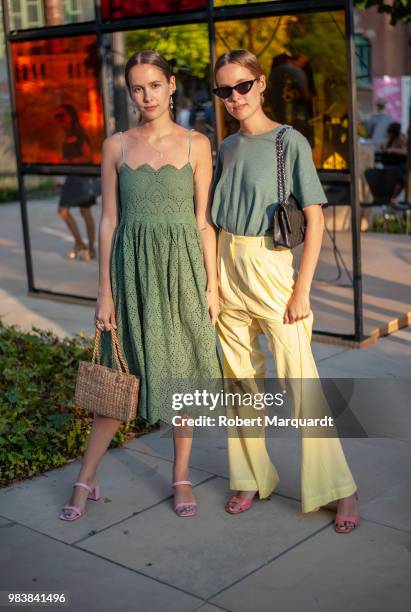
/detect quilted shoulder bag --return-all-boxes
[272,125,306,249]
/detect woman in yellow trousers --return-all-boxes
[211,50,359,533]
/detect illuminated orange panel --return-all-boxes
[12,36,104,165]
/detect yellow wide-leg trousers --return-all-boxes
[217,229,357,512]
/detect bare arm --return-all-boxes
[192,132,220,325]
[284,204,324,324]
[95,134,120,331]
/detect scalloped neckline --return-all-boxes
[120,161,193,174]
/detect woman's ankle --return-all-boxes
[172,465,190,481]
[237,490,258,499]
[76,472,97,485]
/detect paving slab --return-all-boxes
[246,436,411,509]
[0,518,202,612]
[317,344,411,377]
[0,447,212,544]
[193,605,227,612]
[370,327,411,358]
[359,481,411,533]
[211,520,411,612]
[329,438,411,504]
[311,343,350,362]
[78,477,332,600]
[125,427,229,480]
[0,288,95,339]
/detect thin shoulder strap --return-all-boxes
[119,131,125,164]
[188,128,194,162]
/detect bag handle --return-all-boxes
[91,328,130,375]
[275,125,293,206]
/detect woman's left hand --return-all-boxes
[284,288,311,324]
[206,286,220,326]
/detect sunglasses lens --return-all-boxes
[214,86,231,99]
[236,80,254,95]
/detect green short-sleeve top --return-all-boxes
[211,125,327,236]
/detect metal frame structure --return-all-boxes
[1,0,364,342]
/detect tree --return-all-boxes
[126,25,210,79]
[356,1,411,26]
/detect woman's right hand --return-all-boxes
[94,292,117,332]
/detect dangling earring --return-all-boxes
[132,105,137,115]
[169,95,174,110]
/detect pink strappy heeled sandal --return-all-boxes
[172,480,197,517]
[59,481,101,521]
[334,491,360,533]
[226,495,254,514]
[226,490,271,514]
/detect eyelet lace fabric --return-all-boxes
[99,163,222,425]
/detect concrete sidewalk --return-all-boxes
[1,204,411,611]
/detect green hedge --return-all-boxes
[0,182,57,204]
[0,320,158,488]
[372,213,409,234]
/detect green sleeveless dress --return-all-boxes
[99,129,222,424]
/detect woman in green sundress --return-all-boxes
[59,50,221,522]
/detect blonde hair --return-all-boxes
[214,49,264,81]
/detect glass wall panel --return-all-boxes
[309,210,355,336]
[101,0,206,22]
[214,10,349,170]
[7,0,95,30]
[24,173,100,298]
[11,35,104,164]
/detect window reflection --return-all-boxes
[7,0,95,30]
[11,36,104,164]
[214,11,349,169]
[57,173,100,261]
[24,173,100,297]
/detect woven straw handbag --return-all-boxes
[75,328,140,422]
